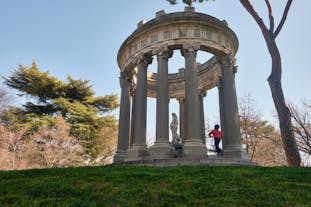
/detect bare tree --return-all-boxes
[289,101,311,156]
[30,116,85,168]
[0,116,86,170]
[239,94,286,165]
[0,125,27,170]
[251,136,287,166]
[239,94,262,160]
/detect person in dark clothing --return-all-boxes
[208,124,224,156]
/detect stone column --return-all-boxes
[127,54,152,161]
[219,55,248,160]
[114,71,132,163]
[181,44,207,158]
[129,69,137,148]
[199,92,207,144]
[217,81,226,147]
[178,98,186,144]
[130,93,136,147]
[150,47,175,158]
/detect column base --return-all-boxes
[113,150,128,163]
[182,139,207,158]
[223,145,249,160]
[126,144,148,161]
[149,141,175,159]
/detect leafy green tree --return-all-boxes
[92,125,118,165]
[3,62,119,157]
[166,0,300,166]
[3,62,118,116]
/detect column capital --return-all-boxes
[119,70,132,89]
[153,46,173,60]
[137,53,153,68]
[218,54,236,68]
[181,43,200,57]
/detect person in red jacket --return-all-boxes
[208,124,224,156]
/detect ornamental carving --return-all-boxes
[153,46,173,61]
[119,70,132,89]
[136,54,153,68]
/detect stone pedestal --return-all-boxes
[222,145,249,160]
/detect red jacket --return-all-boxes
[208,129,223,138]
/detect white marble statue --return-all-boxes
[170,113,182,144]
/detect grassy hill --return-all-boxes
[0,165,310,207]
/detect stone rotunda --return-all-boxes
[114,7,251,166]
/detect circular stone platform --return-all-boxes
[115,156,257,167]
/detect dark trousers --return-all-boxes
[214,138,222,155]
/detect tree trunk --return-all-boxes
[266,37,301,166]
[239,0,300,166]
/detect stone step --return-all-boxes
[115,157,258,167]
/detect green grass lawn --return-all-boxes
[0,165,310,207]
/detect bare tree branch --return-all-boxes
[289,102,311,155]
[239,0,269,37]
[264,0,274,32]
[274,0,293,38]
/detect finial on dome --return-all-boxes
[137,20,146,28]
[156,10,166,18]
[185,6,195,12]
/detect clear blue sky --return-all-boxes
[1,1,310,139]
